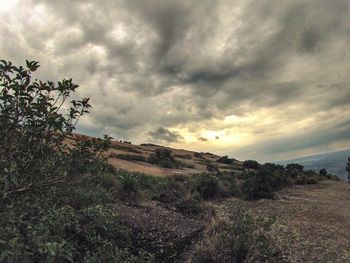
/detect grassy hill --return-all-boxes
[70,133,243,177]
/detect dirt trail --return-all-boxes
[215,181,350,263]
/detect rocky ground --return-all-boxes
[215,180,350,263]
[113,181,350,262]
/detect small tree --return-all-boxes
[0,60,111,198]
[243,160,260,170]
[319,168,327,177]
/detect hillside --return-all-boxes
[277,149,350,179]
[70,133,243,177]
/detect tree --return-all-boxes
[285,163,304,177]
[319,168,327,177]
[0,60,111,198]
[243,160,260,170]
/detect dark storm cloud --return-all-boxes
[1,0,350,159]
[148,127,184,143]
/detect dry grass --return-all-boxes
[214,181,350,262]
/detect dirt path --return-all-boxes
[215,181,350,262]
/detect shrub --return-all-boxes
[207,163,219,173]
[192,173,220,199]
[217,156,234,165]
[242,167,288,200]
[191,207,278,263]
[147,148,181,168]
[319,168,328,177]
[0,197,136,262]
[217,173,240,198]
[295,175,318,185]
[118,172,140,196]
[0,60,111,198]
[193,152,203,158]
[243,160,260,170]
[286,163,304,177]
[175,193,203,216]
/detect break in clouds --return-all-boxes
[1,0,350,161]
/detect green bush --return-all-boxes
[0,197,136,262]
[175,193,203,216]
[191,208,278,263]
[242,160,260,170]
[242,168,285,200]
[147,148,181,168]
[295,175,318,185]
[217,173,240,198]
[206,163,219,173]
[118,172,140,195]
[192,173,220,199]
[0,60,111,198]
[286,163,304,178]
[217,156,234,165]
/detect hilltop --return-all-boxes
[70,133,243,177]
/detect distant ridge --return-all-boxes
[276,148,350,179]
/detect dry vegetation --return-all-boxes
[1,60,348,262]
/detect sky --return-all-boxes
[1,0,350,162]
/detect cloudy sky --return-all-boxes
[1,0,350,162]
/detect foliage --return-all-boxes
[0,60,146,262]
[319,168,328,177]
[191,208,278,263]
[0,193,138,262]
[192,173,220,199]
[217,155,234,165]
[217,172,240,198]
[118,172,140,197]
[0,60,111,198]
[193,152,203,158]
[286,163,304,177]
[147,148,181,168]
[242,166,290,200]
[243,160,260,170]
[206,163,219,173]
[175,193,203,216]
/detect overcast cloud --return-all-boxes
[1,0,350,161]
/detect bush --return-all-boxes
[217,173,240,198]
[207,163,219,173]
[286,163,304,178]
[193,152,203,158]
[242,167,289,200]
[0,196,136,262]
[147,148,181,168]
[243,160,260,170]
[217,156,234,165]
[175,193,203,216]
[192,173,220,199]
[0,60,111,198]
[295,175,318,185]
[112,154,146,162]
[118,172,140,197]
[191,207,278,263]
